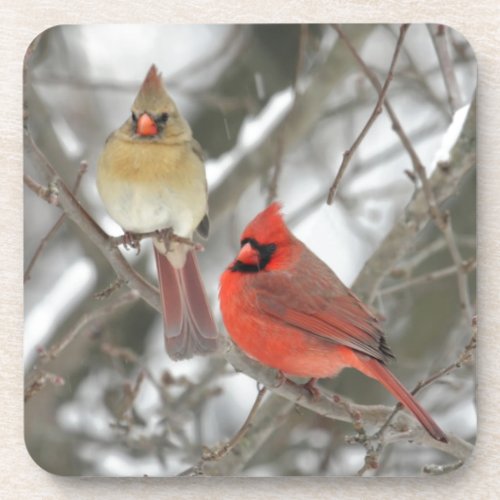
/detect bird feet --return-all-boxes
[301,378,321,401]
[273,373,321,400]
[156,227,174,253]
[122,231,141,255]
[273,370,288,388]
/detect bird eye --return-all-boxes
[158,112,169,123]
[131,112,138,122]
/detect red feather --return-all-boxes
[219,202,447,443]
[156,248,218,360]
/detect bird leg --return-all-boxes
[156,227,174,253]
[122,231,141,254]
[272,373,320,400]
[273,370,288,388]
[301,378,321,400]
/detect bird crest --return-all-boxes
[241,202,291,247]
[133,64,176,114]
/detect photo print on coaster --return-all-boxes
[24,24,476,477]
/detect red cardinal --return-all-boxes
[219,202,447,442]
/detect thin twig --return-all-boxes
[327,24,409,204]
[180,392,294,476]
[23,174,58,205]
[428,24,463,113]
[333,24,474,323]
[24,161,88,282]
[286,122,442,229]
[25,129,161,311]
[382,25,450,119]
[266,25,309,205]
[225,341,472,463]
[93,278,125,300]
[116,370,146,421]
[333,394,380,475]
[208,25,376,228]
[25,289,140,402]
[24,371,65,402]
[374,316,476,439]
[203,386,267,461]
[25,98,475,463]
[390,238,450,278]
[380,259,476,296]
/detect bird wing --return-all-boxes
[191,138,206,162]
[196,214,210,239]
[191,138,210,239]
[254,264,394,363]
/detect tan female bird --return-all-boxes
[97,64,218,360]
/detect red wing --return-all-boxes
[254,269,393,363]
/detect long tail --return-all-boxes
[154,248,218,360]
[363,358,448,443]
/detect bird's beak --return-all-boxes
[237,242,260,266]
[136,113,158,136]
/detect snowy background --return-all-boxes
[24,24,476,476]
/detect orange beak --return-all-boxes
[237,242,260,266]
[136,113,158,136]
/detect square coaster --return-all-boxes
[23,23,476,476]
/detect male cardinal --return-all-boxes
[97,64,218,360]
[219,202,447,442]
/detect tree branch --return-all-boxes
[428,24,463,113]
[24,161,88,282]
[25,289,140,402]
[327,24,409,204]
[332,24,476,317]
[352,101,475,304]
[24,130,161,312]
[208,25,375,227]
[224,341,472,464]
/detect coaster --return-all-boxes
[23,24,476,477]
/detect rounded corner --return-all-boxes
[427,23,478,80]
[23,25,66,67]
[23,423,75,477]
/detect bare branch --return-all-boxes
[25,289,140,402]
[24,371,65,403]
[24,130,161,312]
[208,25,376,228]
[24,88,475,472]
[180,392,294,476]
[380,259,476,296]
[374,315,476,439]
[24,161,88,282]
[428,24,463,113]
[225,341,473,463]
[23,174,58,205]
[203,385,267,461]
[327,24,409,204]
[334,27,477,307]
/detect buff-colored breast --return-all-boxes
[97,134,207,236]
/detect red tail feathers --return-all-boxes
[154,248,218,360]
[364,358,447,442]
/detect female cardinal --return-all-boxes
[97,65,218,360]
[219,202,447,442]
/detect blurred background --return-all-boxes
[24,24,476,476]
